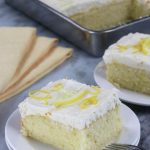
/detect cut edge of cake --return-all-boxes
[21,106,121,150]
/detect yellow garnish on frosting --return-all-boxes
[80,96,98,109]
[29,90,51,105]
[117,45,129,52]
[133,38,150,55]
[52,90,88,108]
[51,83,64,91]
[118,38,150,55]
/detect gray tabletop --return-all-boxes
[0,0,150,150]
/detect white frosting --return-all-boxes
[103,33,150,72]
[39,0,123,16]
[19,79,120,130]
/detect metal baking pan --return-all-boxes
[5,0,150,57]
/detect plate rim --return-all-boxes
[94,61,150,106]
[5,104,141,150]
[5,136,13,150]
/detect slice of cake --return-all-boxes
[40,0,131,30]
[103,33,150,95]
[19,79,122,150]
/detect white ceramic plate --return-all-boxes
[5,135,140,150]
[94,61,150,106]
[5,104,140,150]
[5,136,13,150]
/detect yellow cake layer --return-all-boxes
[132,0,150,19]
[70,1,131,30]
[106,62,150,95]
[21,107,122,150]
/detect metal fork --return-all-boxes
[103,144,144,150]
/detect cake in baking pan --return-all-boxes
[40,0,131,30]
[39,0,150,30]
[103,33,150,95]
[19,79,122,150]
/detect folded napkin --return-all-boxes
[0,27,36,93]
[0,47,72,102]
[4,36,58,91]
[0,27,73,103]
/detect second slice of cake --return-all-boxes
[19,79,122,150]
[103,33,150,95]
